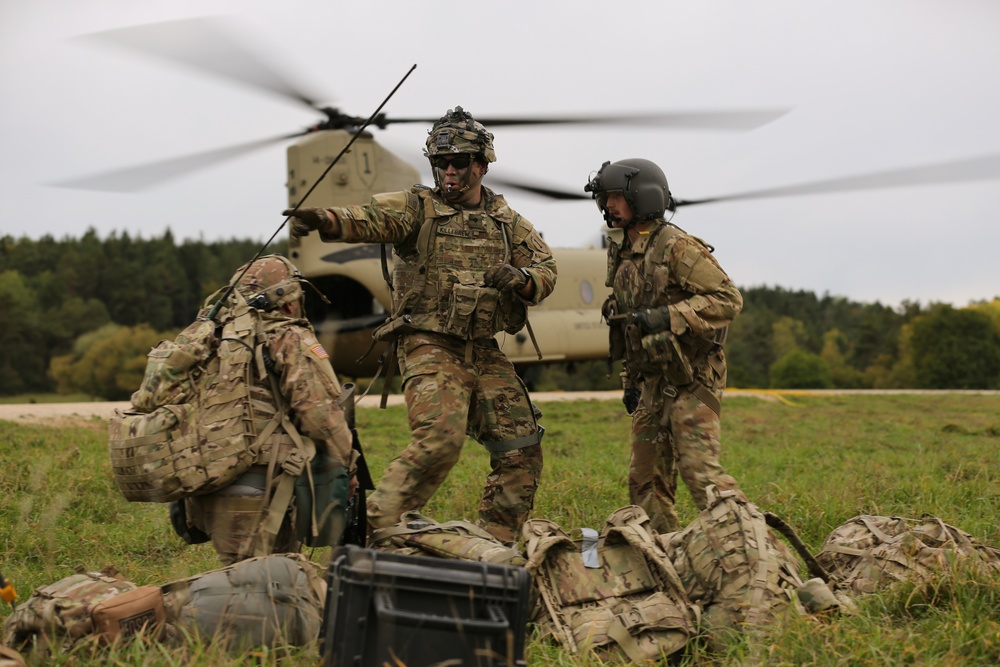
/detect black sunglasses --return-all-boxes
[431,155,473,170]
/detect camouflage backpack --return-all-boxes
[523,506,698,663]
[161,553,326,650]
[2,566,138,652]
[369,511,526,567]
[663,486,844,648]
[108,292,306,503]
[815,514,1000,596]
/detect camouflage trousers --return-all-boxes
[366,333,543,544]
[186,473,298,566]
[629,376,743,534]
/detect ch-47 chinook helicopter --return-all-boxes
[60,17,1000,379]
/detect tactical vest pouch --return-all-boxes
[162,553,326,651]
[91,585,165,642]
[443,275,500,340]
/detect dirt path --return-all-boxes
[3,389,995,427]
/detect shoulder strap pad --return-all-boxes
[643,222,685,288]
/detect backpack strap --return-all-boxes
[641,222,684,297]
[254,376,316,556]
[234,312,317,557]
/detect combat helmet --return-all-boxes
[584,158,674,226]
[233,254,305,314]
[424,106,497,163]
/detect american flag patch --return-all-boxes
[310,343,329,359]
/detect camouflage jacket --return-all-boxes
[328,185,557,340]
[256,315,353,466]
[607,221,742,389]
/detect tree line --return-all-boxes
[2,231,998,399]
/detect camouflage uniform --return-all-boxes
[185,259,354,565]
[607,222,744,532]
[314,184,556,543]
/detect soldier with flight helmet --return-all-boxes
[285,107,557,544]
[587,158,746,533]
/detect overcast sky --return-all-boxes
[2,0,998,308]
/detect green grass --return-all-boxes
[2,393,999,665]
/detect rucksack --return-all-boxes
[815,514,1000,596]
[523,506,698,663]
[1,566,138,652]
[108,294,308,504]
[664,486,810,643]
[161,553,326,650]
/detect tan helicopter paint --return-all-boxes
[285,129,611,378]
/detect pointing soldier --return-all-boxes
[285,107,557,544]
[586,158,746,533]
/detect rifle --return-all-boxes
[339,383,375,547]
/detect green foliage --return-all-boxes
[769,350,833,388]
[2,393,999,665]
[526,360,622,392]
[0,231,284,396]
[3,232,1000,395]
[771,315,809,358]
[820,328,866,388]
[909,305,1000,389]
[49,323,171,400]
[0,270,47,394]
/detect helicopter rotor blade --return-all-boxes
[674,152,1000,207]
[493,153,1000,208]
[386,109,790,131]
[52,131,307,192]
[490,178,591,201]
[79,17,324,110]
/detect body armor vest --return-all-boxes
[386,187,525,341]
[607,222,726,381]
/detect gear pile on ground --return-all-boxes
[1,554,325,659]
[816,514,1000,595]
[5,507,999,663]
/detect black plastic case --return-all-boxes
[322,545,530,667]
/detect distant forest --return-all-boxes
[2,231,999,398]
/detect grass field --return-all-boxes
[1,393,999,665]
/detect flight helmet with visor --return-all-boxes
[585,158,674,227]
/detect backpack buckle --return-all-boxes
[282,450,307,477]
